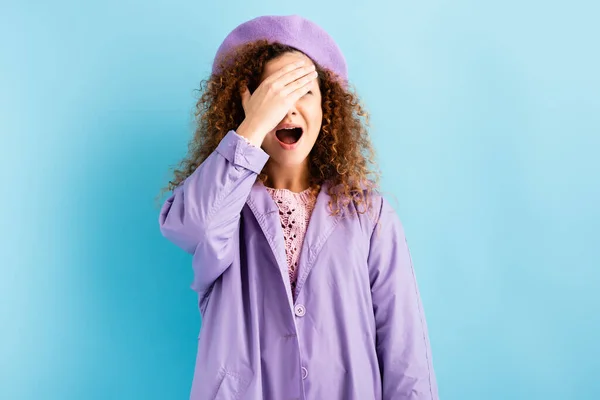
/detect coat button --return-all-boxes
[294,304,306,317]
[301,367,308,380]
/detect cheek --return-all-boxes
[262,134,278,150]
[306,104,323,126]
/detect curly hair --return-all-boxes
[159,39,381,217]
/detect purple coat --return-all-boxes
[159,130,439,400]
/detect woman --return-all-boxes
[159,14,439,400]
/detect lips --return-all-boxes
[275,128,303,144]
[275,124,304,145]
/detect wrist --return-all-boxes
[236,119,265,147]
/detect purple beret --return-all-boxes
[212,14,348,83]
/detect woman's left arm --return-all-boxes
[367,196,439,400]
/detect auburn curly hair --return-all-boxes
[159,39,381,217]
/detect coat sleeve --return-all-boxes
[367,196,439,399]
[159,130,269,293]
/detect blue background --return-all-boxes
[2,0,599,399]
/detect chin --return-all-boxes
[268,150,310,166]
[263,134,315,166]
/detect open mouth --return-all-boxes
[275,127,303,145]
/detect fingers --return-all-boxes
[282,70,318,97]
[264,63,316,89]
[266,60,308,83]
[279,64,316,87]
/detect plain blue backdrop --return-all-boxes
[2,0,599,399]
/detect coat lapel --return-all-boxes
[245,180,343,307]
[293,181,342,299]
[245,180,295,310]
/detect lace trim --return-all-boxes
[265,187,318,292]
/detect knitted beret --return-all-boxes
[212,14,348,83]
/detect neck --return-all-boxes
[264,159,311,193]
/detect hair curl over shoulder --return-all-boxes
[159,40,381,217]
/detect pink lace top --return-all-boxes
[265,186,318,296]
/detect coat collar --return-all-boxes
[245,180,342,308]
